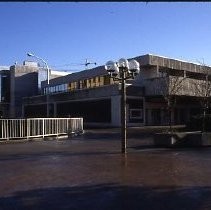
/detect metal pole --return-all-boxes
[27,54,50,117]
[121,67,127,154]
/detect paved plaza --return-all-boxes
[0,128,211,210]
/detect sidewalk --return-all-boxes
[0,128,210,210]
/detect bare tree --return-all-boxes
[157,67,186,132]
[191,62,211,132]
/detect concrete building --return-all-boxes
[0,61,70,118]
[9,61,39,118]
[23,65,145,126]
[136,54,207,125]
[0,66,10,118]
[22,54,211,127]
[0,53,208,126]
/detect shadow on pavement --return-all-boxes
[1,183,211,210]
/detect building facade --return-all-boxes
[22,54,211,127]
[23,65,145,127]
[1,54,210,126]
[0,61,69,118]
[0,67,10,118]
[136,54,209,126]
[9,61,39,118]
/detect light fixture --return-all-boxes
[105,58,140,154]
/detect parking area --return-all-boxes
[0,128,211,210]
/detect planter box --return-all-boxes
[153,131,211,147]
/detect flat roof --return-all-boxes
[147,53,210,67]
[0,66,10,70]
[42,53,211,87]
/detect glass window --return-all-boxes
[70,83,73,90]
[84,80,87,88]
[78,80,82,89]
[61,84,65,91]
[54,86,56,93]
[74,82,77,89]
[77,81,80,89]
[95,77,100,87]
[99,76,104,86]
[68,82,77,91]
[50,86,52,93]
[90,78,94,87]
[86,79,90,88]
[104,75,110,85]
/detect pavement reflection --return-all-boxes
[0,128,211,210]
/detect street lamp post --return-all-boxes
[27,53,50,117]
[105,58,140,154]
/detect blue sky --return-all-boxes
[0,2,211,71]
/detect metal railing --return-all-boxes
[0,118,83,140]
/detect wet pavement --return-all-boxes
[0,128,211,210]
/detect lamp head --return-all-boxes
[105,61,117,73]
[105,61,119,78]
[118,58,129,69]
[128,59,140,74]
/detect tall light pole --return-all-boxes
[105,58,140,154]
[27,53,50,117]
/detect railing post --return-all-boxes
[57,119,59,138]
[6,119,9,140]
[81,118,84,133]
[42,118,45,138]
[26,119,29,139]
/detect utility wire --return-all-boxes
[51,59,97,69]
